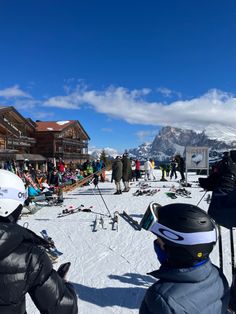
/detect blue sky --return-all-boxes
[0,0,236,153]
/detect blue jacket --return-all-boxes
[140,261,229,314]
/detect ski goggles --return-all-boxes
[140,202,217,245]
[140,202,161,231]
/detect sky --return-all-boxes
[21,171,233,313]
[0,0,236,152]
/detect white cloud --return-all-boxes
[43,85,236,132]
[2,83,236,133]
[135,130,158,141]
[157,87,182,98]
[0,85,31,99]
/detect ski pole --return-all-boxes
[96,183,112,217]
[230,227,235,277]
[89,180,111,217]
[218,225,223,271]
[196,190,207,206]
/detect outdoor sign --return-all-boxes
[185,146,209,170]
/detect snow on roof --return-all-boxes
[56,121,70,125]
[36,120,75,132]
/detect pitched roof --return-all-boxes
[35,120,90,139]
[36,120,75,132]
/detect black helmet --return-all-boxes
[150,203,217,267]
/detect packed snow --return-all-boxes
[20,170,235,313]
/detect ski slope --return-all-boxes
[19,170,234,314]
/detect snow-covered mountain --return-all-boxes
[88,146,120,159]
[90,124,236,161]
[204,124,236,145]
[128,125,236,161]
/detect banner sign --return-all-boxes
[185,146,209,169]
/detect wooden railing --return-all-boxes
[62,168,105,192]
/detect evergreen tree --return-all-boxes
[100,149,112,169]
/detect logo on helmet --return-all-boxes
[159,228,184,241]
[18,192,27,199]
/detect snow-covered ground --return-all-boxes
[20,170,235,313]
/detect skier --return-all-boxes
[135,159,141,181]
[144,159,152,180]
[175,154,185,182]
[149,159,156,180]
[112,156,123,194]
[169,156,178,180]
[139,203,229,314]
[122,153,132,192]
[0,169,78,314]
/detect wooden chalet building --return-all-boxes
[0,106,46,164]
[34,120,90,163]
[0,106,91,168]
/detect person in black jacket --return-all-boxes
[0,169,78,314]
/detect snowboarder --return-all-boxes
[0,170,78,314]
[139,203,229,314]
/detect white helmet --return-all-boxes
[0,170,27,217]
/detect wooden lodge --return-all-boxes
[0,106,90,167]
[34,120,90,163]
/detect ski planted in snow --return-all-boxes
[112,211,119,231]
[120,211,141,230]
[40,229,63,257]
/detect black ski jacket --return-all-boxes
[0,222,78,314]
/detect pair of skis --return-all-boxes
[57,204,93,218]
[133,188,160,196]
[93,211,119,232]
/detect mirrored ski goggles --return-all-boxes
[140,202,217,245]
[139,202,161,231]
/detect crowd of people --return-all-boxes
[111,153,186,195]
[2,157,106,205]
[1,150,236,313]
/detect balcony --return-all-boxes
[6,136,36,148]
[55,152,90,160]
[55,138,88,147]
